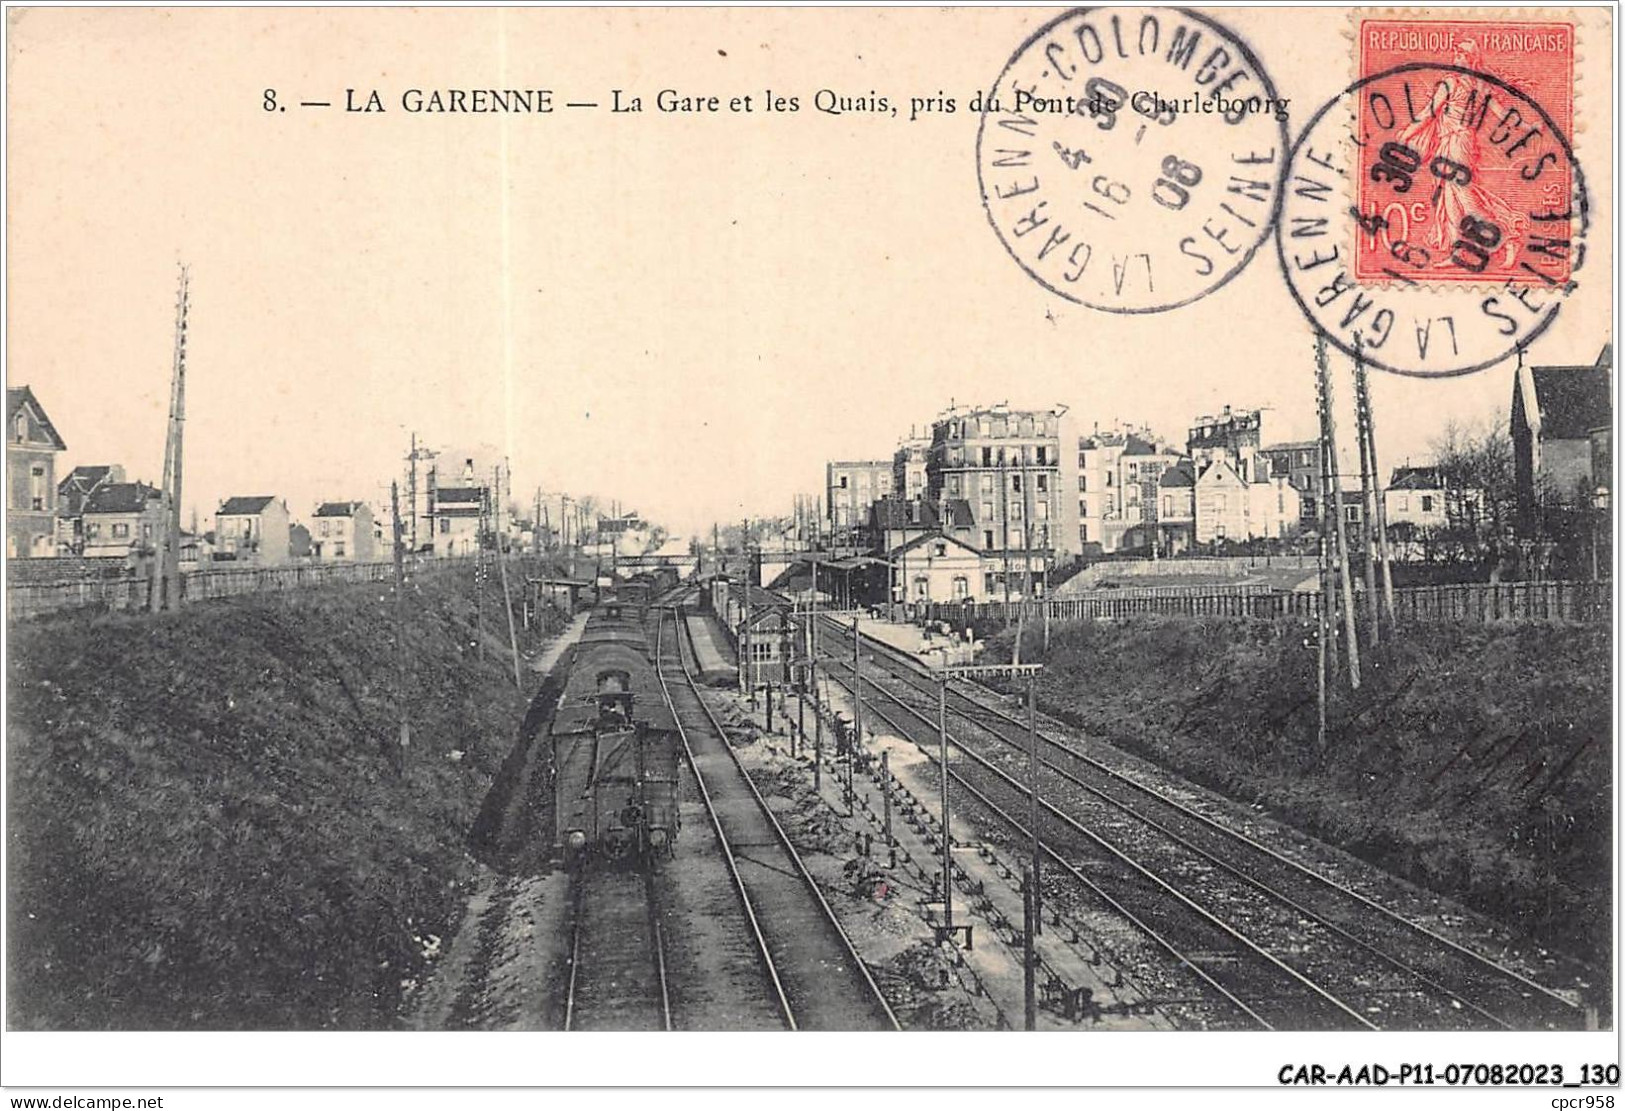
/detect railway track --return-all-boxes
[654,606,899,1031]
[815,616,1587,1031]
[562,860,672,1031]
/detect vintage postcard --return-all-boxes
[3,4,1616,1102]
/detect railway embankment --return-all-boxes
[982,617,1611,967]
[6,567,548,1029]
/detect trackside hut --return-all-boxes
[890,531,982,604]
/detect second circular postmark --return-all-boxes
[977,7,1290,314]
[1275,61,1587,378]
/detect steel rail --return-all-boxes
[646,862,674,1032]
[841,616,1586,1027]
[670,605,900,1031]
[839,677,1274,1029]
[819,652,1377,1030]
[652,607,797,1029]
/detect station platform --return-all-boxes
[685,611,737,680]
[826,613,981,670]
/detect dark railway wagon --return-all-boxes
[552,604,681,865]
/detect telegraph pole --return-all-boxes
[475,479,487,661]
[391,481,411,762]
[496,464,522,689]
[1000,457,1012,626]
[1027,671,1041,935]
[811,558,822,792]
[154,265,190,613]
[1317,335,1361,689]
[1353,350,1382,648]
[1356,337,1397,627]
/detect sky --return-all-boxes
[7,7,1614,540]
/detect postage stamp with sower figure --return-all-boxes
[1354,16,1577,287]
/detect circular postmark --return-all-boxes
[977,7,1290,313]
[1276,62,1587,378]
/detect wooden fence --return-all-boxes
[915,579,1611,627]
[6,556,487,621]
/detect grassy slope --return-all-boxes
[984,616,1612,964]
[7,568,538,1029]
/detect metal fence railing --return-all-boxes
[914,579,1611,627]
[6,556,494,622]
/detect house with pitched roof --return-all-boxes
[216,496,291,564]
[891,531,983,604]
[1155,460,1197,555]
[81,481,164,558]
[56,464,126,554]
[7,386,67,557]
[311,501,377,562]
[1512,345,1613,535]
[1385,466,1451,531]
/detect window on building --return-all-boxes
[1010,500,1022,520]
[1011,474,1022,494]
[13,412,26,442]
[933,542,947,557]
[1078,474,1087,491]
[1105,472,1115,487]
[1079,524,1088,543]
[1078,498,1087,516]
[1162,495,1173,517]
[1104,495,1115,514]
[86,522,101,538]
[1036,474,1048,493]
[1421,495,1434,512]
[141,523,152,543]
[914,577,929,599]
[839,475,848,488]
[952,576,969,600]
[979,419,991,437]
[983,529,995,549]
[981,446,993,467]
[1346,506,1360,523]
[980,474,994,496]
[439,518,451,534]
[335,542,346,557]
[1037,500,1049,519]
[29,466,45,511]
[1396,495,1409,511]
[319,521,330,537]
[1036,445,1048,466]
[112,523,130,539]
[980,500,994,521]
[984,572,996,594]
[1126,487,1139,507]
[1127,464,1138,482]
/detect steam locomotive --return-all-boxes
[552,599,681,865]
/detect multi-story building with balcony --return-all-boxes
[892,431,931,503]
[1077,426,1184,554]
[825,460,893,547]
[1260,440,1322,520]
[1188,406,1265,481]
[925,403,1076,596]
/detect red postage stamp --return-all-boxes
[1354,16,1577,286]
